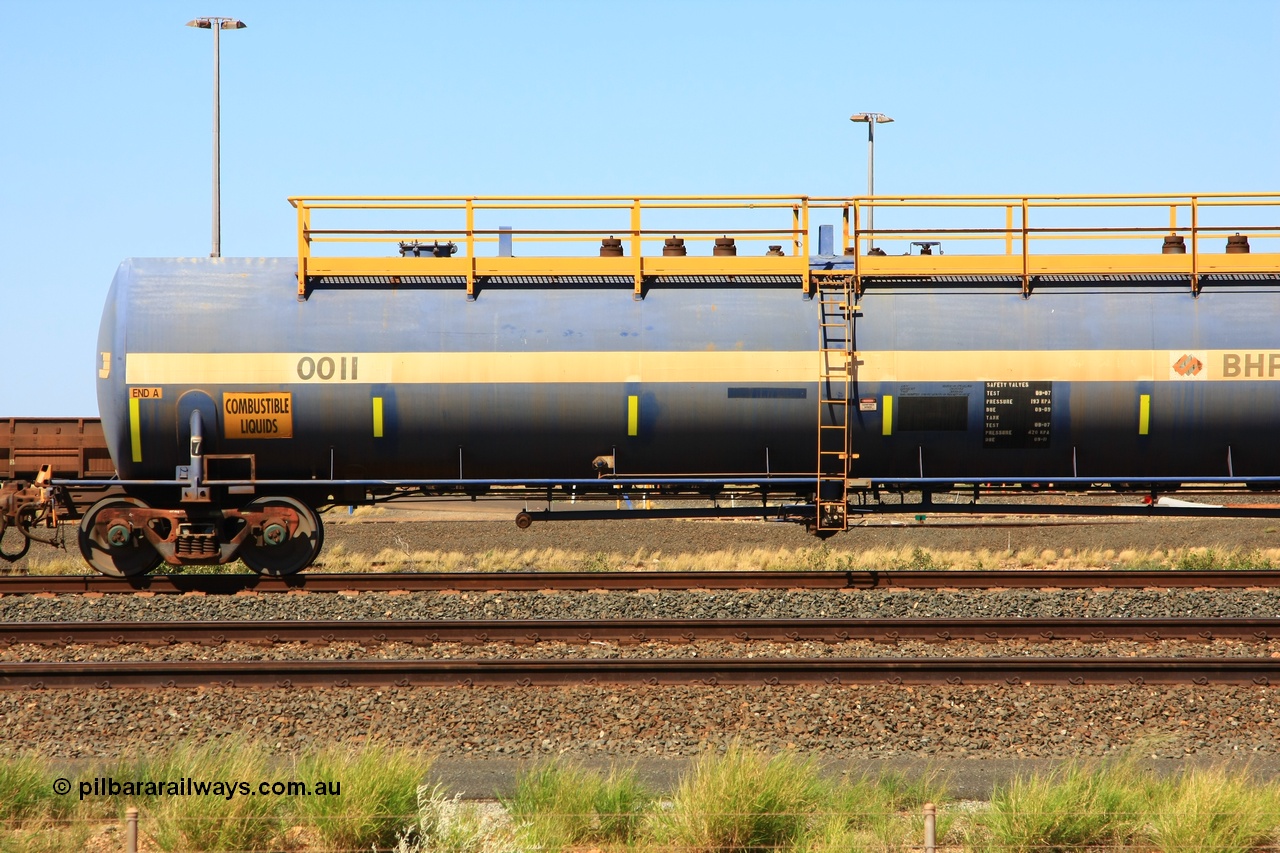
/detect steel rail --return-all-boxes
[5,569,1280,595]
[4,618,1279,647]
[3,657,1277,689]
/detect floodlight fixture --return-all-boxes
[849,112,895,250]
[186,17,247,257]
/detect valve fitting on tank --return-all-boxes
[713,236,737,257]
[766,245,784,256]
[1162,235,1186,254]
[600,237,624,257]
[398,240,458,258]
[663,237,687,256]
[1227,233,1250,254]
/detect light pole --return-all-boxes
[849,112,893,252]
[186,16,246,258]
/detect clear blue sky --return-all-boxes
[2,0,1276,415]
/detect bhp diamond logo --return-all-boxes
[1173,354,1204,377]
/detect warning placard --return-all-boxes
[223,392,293,439]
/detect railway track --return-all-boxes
[5,568,1280,595]
[4,617,1279,646]
[3,656,1277,688]
[5,616,1278,689]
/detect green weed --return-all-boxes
[1176,548,1274,570]
[0,754,72,825]
[295,744,426,851]
[652,744,827,853]
[505,762,652,850]
[888,547,951,572]
[974,760,1150,853]
[579,551,613,572]
[1145,767,1280,853]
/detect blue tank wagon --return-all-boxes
[5,192,1280,576]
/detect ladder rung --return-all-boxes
[817,289,857,507]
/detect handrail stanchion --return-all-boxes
[1191,195,1200,296]
[1005,204,1014,255]
[852,200,862,298]
[296,200,310,301]
[465,198,476,299]
[1021,197,1030,297]
[792,204,800,259]
[801,198,810,292]
[842,203,850,255]
[631,198,643,299]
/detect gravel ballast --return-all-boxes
[5,587,1280,623]
[6,518,1280,764]
[3,683,1276,761]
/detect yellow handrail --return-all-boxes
[289,193,1280,300]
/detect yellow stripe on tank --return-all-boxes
[627,395,638,436]
[125,351,815,385]
[129,397,142,463]
[1139,394,1150,435]
[124,349,1280,385]
[372,397,384,438]
[882,395,893,436]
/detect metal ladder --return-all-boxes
[814,274,857,532]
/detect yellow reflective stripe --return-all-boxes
[125,349,1280,386]
[882,395,893,436]
[372,397,383,438]
[129,397,142,463]
[1139,394,1150,435]
[627,395,638,436]
[126,351,815,385]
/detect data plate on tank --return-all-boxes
[223,392,293,439]
[983,382,1051,449]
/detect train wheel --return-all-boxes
[240,496,323,576]
[78,497,162,578]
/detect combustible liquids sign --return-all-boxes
[223,392,293,439]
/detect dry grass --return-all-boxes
[8,535,1280,577]
[315,543,1280,574]
[3,548,88,575]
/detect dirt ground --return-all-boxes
[320,501,1280,559]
